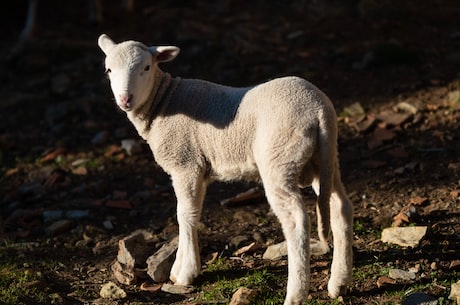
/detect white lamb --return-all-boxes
[98,34,353,305]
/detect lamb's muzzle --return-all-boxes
[98,34,353,305]
[118,93,133,110]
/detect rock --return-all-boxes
[117,230,153,269]
[397,102,419,115]
[161,283,195,294]
[111,260,136,285]
[45,219,74,236]
[121,139,142,155]
[343,102,365,117]
[381,226,428,247]
[229,287,257,305]
[263,239,328,260]
[91,130,109,145]
[147,236,178,282]
[99,281,127,299]
[403,292,437,305]
[388,268,416,281]
[230,235,249,248]
[449,280,460,301]
[263,241,287,260]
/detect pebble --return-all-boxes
[91,130,109,145]
[147,236,178,282]
[121,139,142,155]
[263,238,329,260]
[117,230,152,268]
[381,226,427,247]
[388,268,416,281]
[263,240,287,260]
[99,281,127,299]
[45,219,74,236]
[229,287,257,305]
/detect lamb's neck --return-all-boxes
[127,70,180,139]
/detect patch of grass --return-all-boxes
[197,262,285,305]
[0,262,48,305]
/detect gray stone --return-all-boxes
[147,236,178,282]
[381,226,428,247]
[45,219,74,236]
[402,292,437,305]
[388,268,416,281]
[263,238,329,260]
[263,241,287,260]
[117,230,152,269]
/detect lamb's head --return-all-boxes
[98,34,180,112]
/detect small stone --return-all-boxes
[45,219,74,236]
[397,102,419,115]
[381,226,428,247]
[161,283,195,294]
[91,130,109,145]
[103,219,114,230]
[147,236,178,282]
[121,139,142,155]
[117,230,152,269]
[263,239,327,260]
[230,235,249,248]
[343,102,365,117]
[111,260,136,285]
[449,280,460,301]
[388,268,416,281]
[403,292,437,305]
[100,281,127,299]
[229,287,257,305]
[263,241,287,260]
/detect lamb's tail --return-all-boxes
[316,107,337,249]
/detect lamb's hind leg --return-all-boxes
[169,173,207,286]
[262,176,310,305]
[312,167,353,298]
[327,170,353,298]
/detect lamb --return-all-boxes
[98,34,353,305]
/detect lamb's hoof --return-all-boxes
[328,284,347,299]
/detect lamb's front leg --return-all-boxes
[169,173,207,286]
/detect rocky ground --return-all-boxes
[1,0,459,304]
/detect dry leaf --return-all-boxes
[409,196,428,206]
[140,282,162,292]
[234,242,257,256]
[72,166,88,175]
[376,276,396,288]
[40,148,66,163]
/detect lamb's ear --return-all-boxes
[150,46,180,63]
[98,34,116,55]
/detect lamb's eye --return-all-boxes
[105,68,111,74]
[144,65,150,71]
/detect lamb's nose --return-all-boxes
[119,94,133,108]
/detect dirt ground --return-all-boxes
[1,0,459,304]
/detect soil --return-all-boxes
[1,0,459,304]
